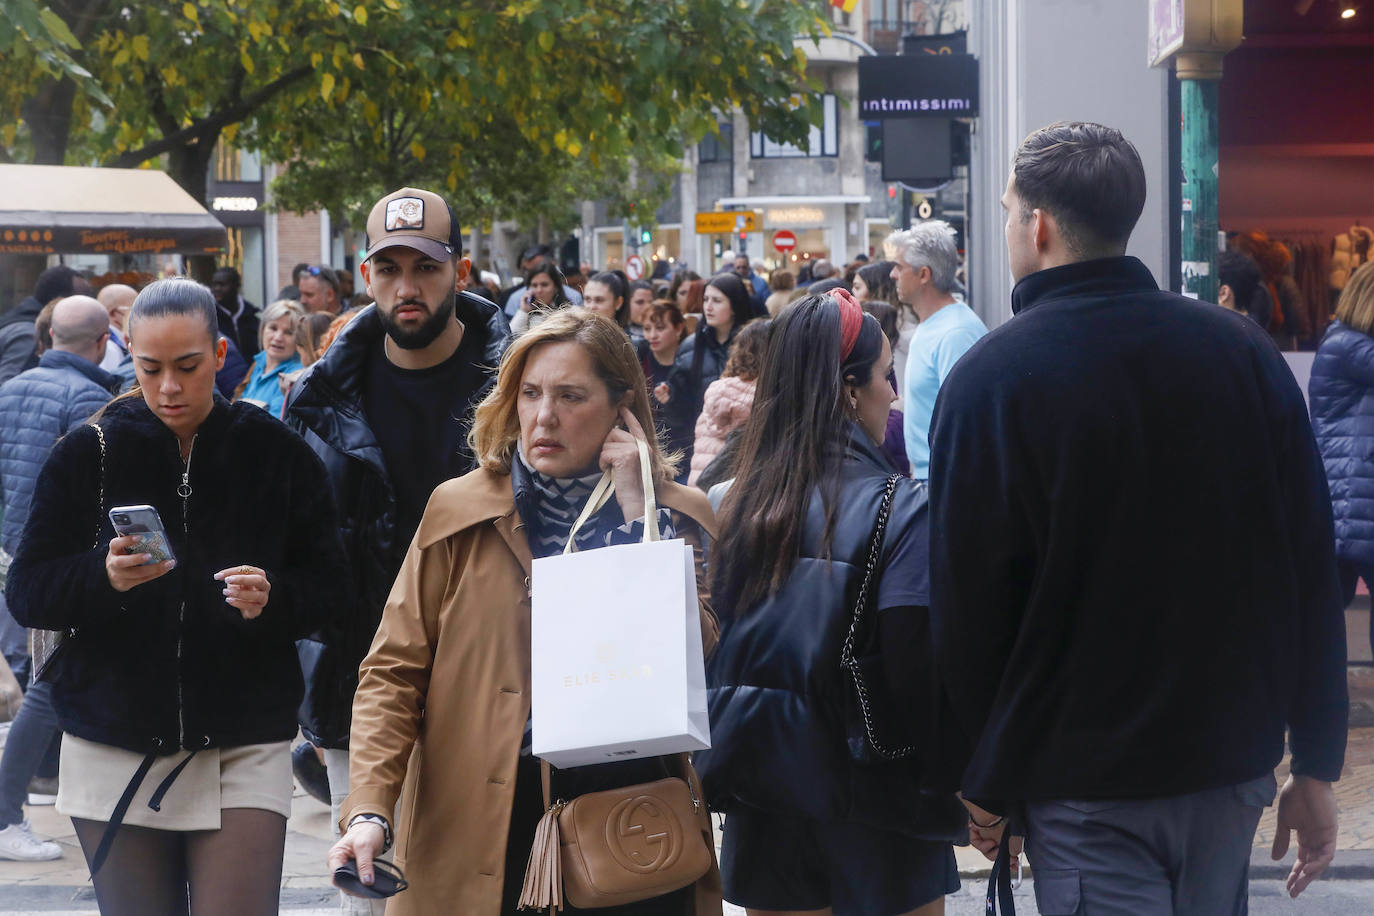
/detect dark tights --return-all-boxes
[72,809,286,916]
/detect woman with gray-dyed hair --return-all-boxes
[237,299,305,418]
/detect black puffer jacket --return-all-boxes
[284,293,511,747]
[6,395,348,755]
[675,324,737,413]
[696,431,965,840]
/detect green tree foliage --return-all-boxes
[1,0,828,230]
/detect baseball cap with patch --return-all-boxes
[363,187,463,263]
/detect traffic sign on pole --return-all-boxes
[625,254,645,280]
[773,230,797,253]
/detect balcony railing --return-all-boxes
[867,18,906,54]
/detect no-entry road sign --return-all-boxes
[773,230,797,252]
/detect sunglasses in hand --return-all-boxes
[333,859,408,899]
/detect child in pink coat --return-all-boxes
[688,319,770,486]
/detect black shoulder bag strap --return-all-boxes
[30,423,105,684]
[986,827,1018,915]
[839,473,915,761]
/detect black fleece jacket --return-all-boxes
[928,257,1348,808]
[6,395,349,755]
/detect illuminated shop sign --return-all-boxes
[858,55,979,119]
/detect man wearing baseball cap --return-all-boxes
[284,188,511,913]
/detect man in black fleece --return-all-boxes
[929,122,1347,911]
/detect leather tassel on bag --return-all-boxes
[517,802,565,912]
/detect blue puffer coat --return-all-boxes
[0,350,117,554]
[1310,320,1374,564]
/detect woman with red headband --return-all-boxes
[695,290,965,916]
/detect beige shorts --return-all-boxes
[57,734,292,831]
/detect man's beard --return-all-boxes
[381,290,456,350]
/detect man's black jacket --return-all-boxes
[928,256,1348,809]
[284,293,510,747]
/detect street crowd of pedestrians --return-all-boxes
[0,121,1359,916]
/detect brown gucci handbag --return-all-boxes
[518,754,714,912]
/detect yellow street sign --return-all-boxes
[695,211,759,234]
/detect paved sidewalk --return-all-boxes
[3,666,1372,911]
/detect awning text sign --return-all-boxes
[858,55,979,119]
[0,224,226,255]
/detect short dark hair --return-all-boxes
[1218,250,1269,325]
[1012,121,1146,259]
[213,266,241,284]
[521,244,554,264]
[33,265,81,304]
[291,263,311,283]
[1218,251,1261,308]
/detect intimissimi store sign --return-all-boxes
[858,54,979,119]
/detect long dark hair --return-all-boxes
[690,273,753,389]
[713,294,884,613]
[525,259,571,309]
[857,260,900,309]
[589,270,631,328]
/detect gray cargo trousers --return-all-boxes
[1024,772,1278,915]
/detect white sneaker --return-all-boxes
[0,820,62,861]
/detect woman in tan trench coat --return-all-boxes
[327,310,722,916]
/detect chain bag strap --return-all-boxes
[30,423,105,684]
[839,473,916,761]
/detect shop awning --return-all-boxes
[0,164,227,256]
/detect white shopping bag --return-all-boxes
[530,439,710,768]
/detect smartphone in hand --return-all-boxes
[108,505,176,566]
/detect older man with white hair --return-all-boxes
[886,221,986,480]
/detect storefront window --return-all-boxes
[776,228,830,264]
[214,143,263,183]
[868,220,894,260]
[644,227,681,267]
[598,229,625,270]
[225,226,266,308]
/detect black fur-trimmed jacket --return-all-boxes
[6,394,349,756]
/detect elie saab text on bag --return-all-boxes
[530,438,710,769]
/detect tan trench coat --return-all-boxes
[341,467,722,916]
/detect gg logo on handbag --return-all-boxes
[607,795,683,874]
[518,757,715,911]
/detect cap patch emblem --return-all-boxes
[386,197,425,231]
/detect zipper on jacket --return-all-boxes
[175,436,195,749]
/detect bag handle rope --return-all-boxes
[561,435,658,555]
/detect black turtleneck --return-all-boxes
[928,256,1348,808]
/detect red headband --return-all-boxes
[829,288,865,360]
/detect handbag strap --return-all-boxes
[538,752,701,813]
[91,423,106,550]
[839,473,914,760]
[562,436,658,555]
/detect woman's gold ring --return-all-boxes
[240,565,252,575]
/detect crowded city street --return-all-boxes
[2,0,1374,914]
